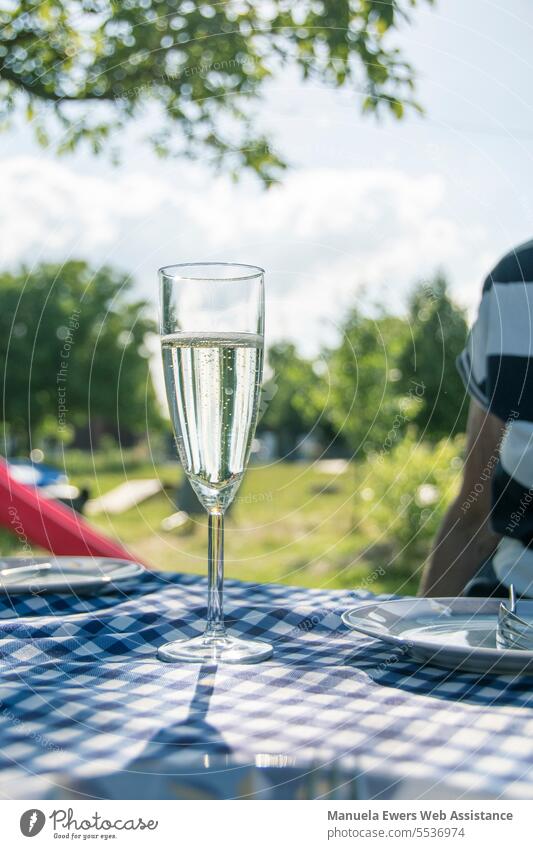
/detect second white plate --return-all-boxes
[0,557,145,595]
[342,596,533,675]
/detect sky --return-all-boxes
[1,0,533,355]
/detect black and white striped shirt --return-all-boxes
[458,239,533,595]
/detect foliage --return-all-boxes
[396,274,469,440]
[321,275,468,455]
[259,342,329,455]
[323,309,410,455]
[358,430,462,589]
[0,0,431,183]
[0,261,162,447]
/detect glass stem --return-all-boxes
[206,509,225,639]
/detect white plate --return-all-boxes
[0,557,145,595]
[342,597,533,675]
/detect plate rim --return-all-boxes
[0,556,145,594]
[341,597,533,662]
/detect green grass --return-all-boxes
[0,437,464,596]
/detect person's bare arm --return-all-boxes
[419,400,505,597]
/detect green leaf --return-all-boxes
[1,0,432,180]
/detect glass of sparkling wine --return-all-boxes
[157,262,273,663]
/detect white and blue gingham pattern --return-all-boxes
[0,572,532,800]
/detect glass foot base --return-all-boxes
[157,633,273,664]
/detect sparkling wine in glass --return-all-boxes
[157,263,272,663]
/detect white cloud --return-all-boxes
[0,157,169,264]
[0,155,490,351]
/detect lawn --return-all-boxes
[88,461,379,590]
[0,436,463,596]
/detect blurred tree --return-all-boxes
[259,342,328,456]
[0,261,162,449]
[396,274,469,441]
[324,309,410,455]
[0,0,432,183]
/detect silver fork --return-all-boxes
[498,584,533,650]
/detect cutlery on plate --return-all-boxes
[0,562,53,578]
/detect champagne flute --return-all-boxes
[157,262,273,663]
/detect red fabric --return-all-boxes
[0,459,144,563]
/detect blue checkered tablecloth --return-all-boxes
[0,570,532,800]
